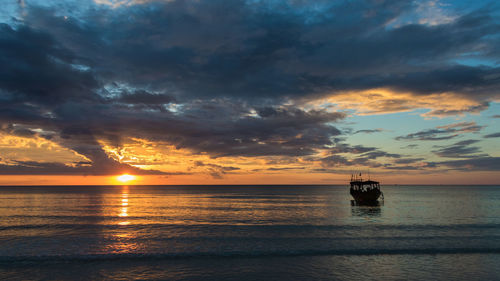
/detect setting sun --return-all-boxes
[117,174,135,183]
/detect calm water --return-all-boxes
[0,185,499,280]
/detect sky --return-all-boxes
[0,0,499,185]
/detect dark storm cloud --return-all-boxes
[484,132,500,138]
[0,23,153,175]
[176,105,345,157]
[19,1,500,101]
[0,24,100,104]
[395,122,483,141]
[2,0,500,175]
[71,102,345,159]
[1,124,36,138]
[116,90,175,105]
[1,14,348,163]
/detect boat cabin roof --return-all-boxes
[350,180,379,185]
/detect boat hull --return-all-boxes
[350,188,381,204]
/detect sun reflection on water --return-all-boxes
[118,187,129,221]
[107,186,139,253]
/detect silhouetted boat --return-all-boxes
[350,174,383,204]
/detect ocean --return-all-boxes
[0,185,499,280]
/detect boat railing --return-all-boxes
[350,181,380,191]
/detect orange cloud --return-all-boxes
[0,132,88,165]
[306,88,488,117]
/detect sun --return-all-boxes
[117,174,135,183]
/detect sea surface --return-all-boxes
[0,185,499,280]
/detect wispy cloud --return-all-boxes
[194,161,239,179]
[396,122,483,141]
[436,157,500,171]
[308,89,491,117]
[432,139,486,158]
[353,128,385,134]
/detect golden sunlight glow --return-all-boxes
[0,132,89,165]
[117,174,135,182]
[118,187,129,219]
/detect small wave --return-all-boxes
[2,222,500,231]
[1,248,500,264]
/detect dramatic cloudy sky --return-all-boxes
[0,0,499,184]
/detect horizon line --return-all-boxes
[0,184,498,187]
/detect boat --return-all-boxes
[350,173,383,204]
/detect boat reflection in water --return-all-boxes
[351,200,382,217]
